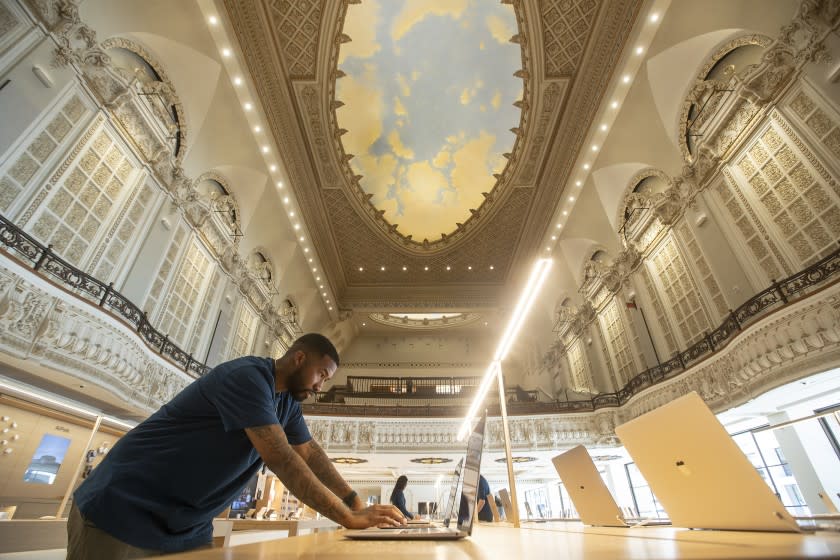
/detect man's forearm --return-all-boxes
[247,426,349,524]
[302,440,353,498]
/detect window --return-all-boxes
[730,427,810,516]
[23,434,71,485]
[624,462,667,519]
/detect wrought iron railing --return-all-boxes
[0,213,211,378]
[1,213,838,416]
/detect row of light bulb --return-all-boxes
[544,10,662,255]
[207,14,334,312]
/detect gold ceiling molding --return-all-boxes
[367,312,483,330]
[265,0,324,79]
[542,0,600,78]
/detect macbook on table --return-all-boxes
[615,391,800,532]
[344,414,486,540]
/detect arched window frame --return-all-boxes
[678,34,773,162]
[100,37,188,166]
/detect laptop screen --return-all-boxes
[456,412,486,534]
[442,458,464,526]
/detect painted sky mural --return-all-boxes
[337,0,522,241]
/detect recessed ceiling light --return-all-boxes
[276,181,284,188]
[380,266,385,271]
[569,196,575,201]
[600,124,608,131]
[591,145,598,151]
[484,322,488,326]
[316,276,320,281]
[490,265,495,270]
[446,265,451,270]
[326,300,330,304]
[254,125,261,133]
[402,266,407,271]
[262,146,269,153]
[303,248,309,253]
[546,247,551,251]
[294,224,300,230]
[649,12,659,22]
[208,15,218,25]
[329,306,333,310]
[283,197,289,204]
[359,267,364,271]
[424,266,429,271]
[308,258,312,262]
[562,210,568,216]
[299,236,304,242]
[289,211,295,217]
[322,292,327,297]
[611,101,619,109]
[233,77,243,86]
[221,48,231,57]
[319,285,323,289]
[635,46,644,55]
[556,223,562,228]
[551,235,557,240]
[312,267,316,272]
[622,75,630,84]
[575,180,582,186]
[468,266,472,270]
[362,322,366,326]
[244,102,253,111]
[583,163,590,170]
[270,164,277,172]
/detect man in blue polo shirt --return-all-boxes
[67,333,405,558]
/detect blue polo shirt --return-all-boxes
[74,356,311,552]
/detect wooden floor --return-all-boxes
[162,521,840,559]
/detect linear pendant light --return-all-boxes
[457,258,552,440]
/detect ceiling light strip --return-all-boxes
[457,258,553,440]
[0,380,136,430]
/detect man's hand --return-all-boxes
[340,504,406,529]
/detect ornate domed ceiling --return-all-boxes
[335,0,522,243]
[223,0,642,311]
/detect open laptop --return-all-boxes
[615,391,800,532]
[392,458,465,529]
[552,445,670,527]
[344,414,485,540]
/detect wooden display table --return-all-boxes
[171,521,840,559]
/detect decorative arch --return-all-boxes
[616,168,674,235]
[194,171,242,238]
[247,247,277,288]
[678,33,773,161]
[100,37,188,165]
[580,245,613,284]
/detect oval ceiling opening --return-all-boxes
[336,0,522,242]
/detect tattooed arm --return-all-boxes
[292,439,362,510]
[245,424,404,528]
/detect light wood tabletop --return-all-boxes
[165,522,840,559]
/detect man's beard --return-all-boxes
[286,364,312,402]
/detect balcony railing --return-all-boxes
[0,213,211,378]
[1,213,838,417]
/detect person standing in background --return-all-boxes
[390,475,414,519]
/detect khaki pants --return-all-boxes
[66,504,165,559]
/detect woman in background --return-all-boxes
[389,475,414,519]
